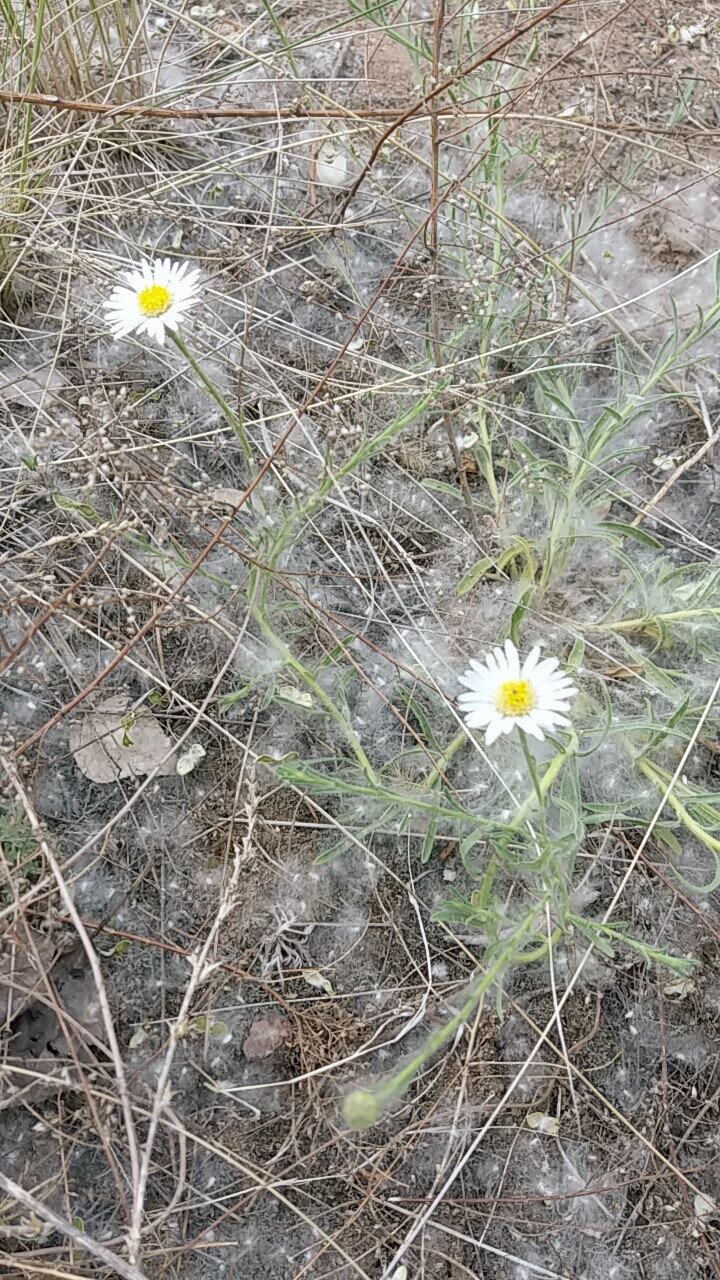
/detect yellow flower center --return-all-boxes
[495,679,535,717]
[137,283,172,317]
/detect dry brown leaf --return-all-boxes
[69,695,176,783]
[210,487,245,508]
[242,1017,292,1060]
[600,663,644,680]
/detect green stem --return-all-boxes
[169,330,253,466]
[517,730,550,848]
[585,608,720,633]
[254,606,380,786]
[566,295,720,504]
[473,851,499,920]
[476,409,500,512]
[637,757,720,872]
[513,926,563,964]
[259,0,300,77]
[345,905,540,1125]
[424,728,468,789]
[518,730,544,808]
[472,97,505,517]
[270,393,434,563]
[424,728,572,843]
[510,740,568,832]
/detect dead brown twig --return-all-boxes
[0,756,142,1232]
[631,422,720,527]
[0,1166,148,1280]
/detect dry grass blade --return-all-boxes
[0,1171,148,1280]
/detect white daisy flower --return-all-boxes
[458,638,576,746]
[104,257,201,345]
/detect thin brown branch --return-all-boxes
[0,1171,149,1280]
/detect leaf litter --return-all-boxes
[69,694,176,783]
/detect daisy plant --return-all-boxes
[104,258,252,463]
[339,638,583,1130]
[341,634,692,1129]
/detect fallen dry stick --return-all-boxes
[631,425,720,527]
[0,1171,149,1280]
[0,756,142,1225]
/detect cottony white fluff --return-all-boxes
[458,638,576,745]
[104,258,201,345]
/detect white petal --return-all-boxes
[173,262,195,288]
[463,662,494,682]
[106,286,136,307]
[517,713,541,734]
[532,656,561,683]
[460,698,495,717]
[521,646,542,678]
[537,682,575,700]
[458,674,479,691]
[535,686,573,706]
[541,669,574,688]
[485,716,506,745]
[503,638,520,676]
[522,718,545,741]
[537,694,575,711]
[464,708,493,729]
[459,673,494,695]
[170,278,193,301]
[176,269,200,295]
[172,293,196,314]
[533,710,570,729]
[541,685,575,703]
[546,688,576,705]
[458,692,493,708]
[458,690,491,707]
[492,645,509,673]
